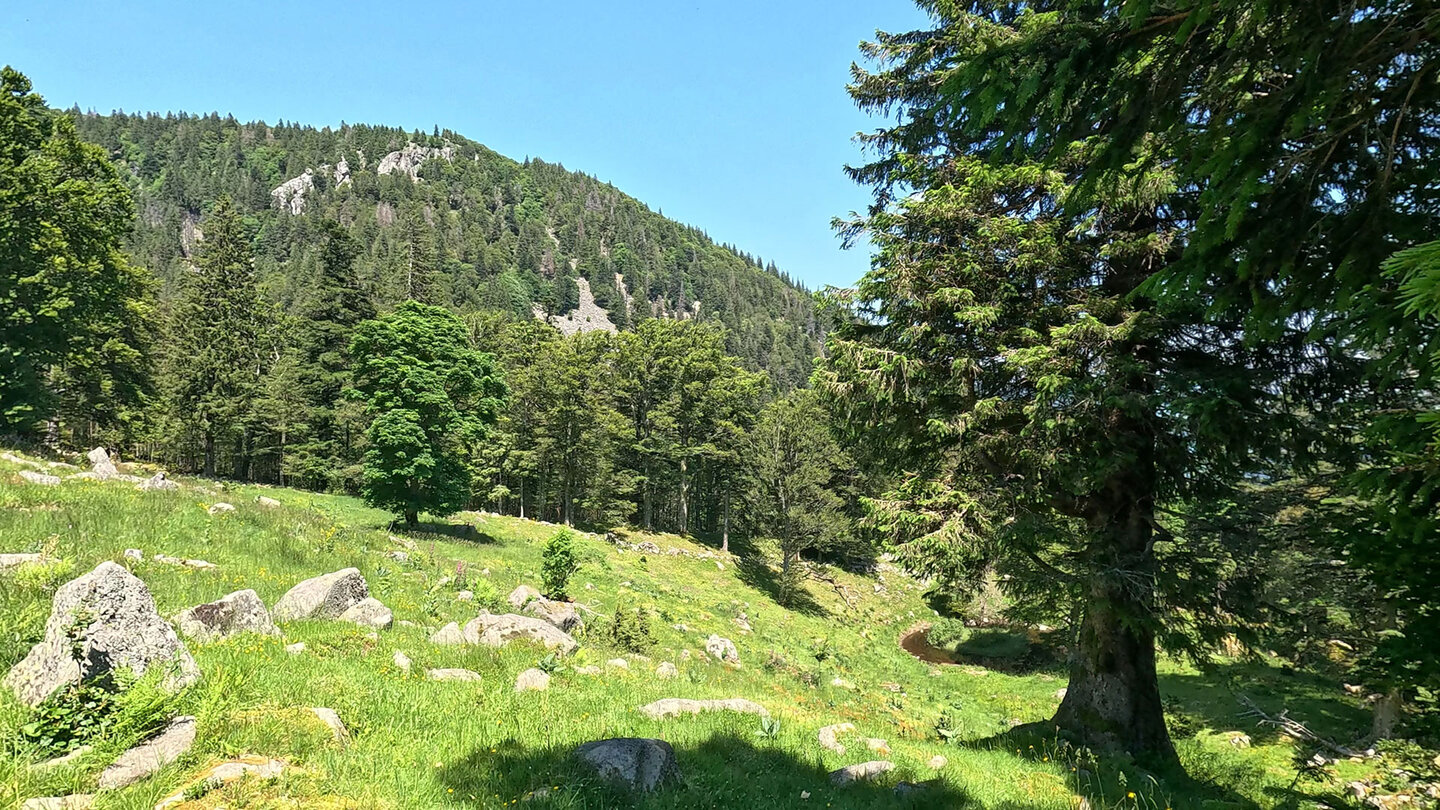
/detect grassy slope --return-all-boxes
[0,451,1408,810]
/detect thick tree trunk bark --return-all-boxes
[679,457,689,533]
[203,431,216,478]
[404,510,419,528]
[722,482,731,554]
[1371,689,1403,740]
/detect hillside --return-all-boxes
[66,111,824,389]
[3,451,1428,810]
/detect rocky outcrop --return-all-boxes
[829,760,894,786]
[270,170,314,215]
[97,715,197,790]
[273,568,368,622]
[573,738,681,792]
[522,597,584,633]
[540,277,617,336]
[429,621,465,645]
[5,562,199,706]
[332,158,351,187]
[705,634,739,664]
[637,698,767,720]
[377,142,456,181]
[462,613,578,654]
[87,447,119,479]
[173,589,277,641]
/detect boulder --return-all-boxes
[573,738,681,792]
[5,562,199,706]
[456,590,474,602]
[87,447,119,479]
[427,668,482,682]
[0,552,42,572]
[705,634,739,664]
[818,722,856,754]
[515,667,551,692]
[638,698,768,720]
[574,665,601,676]
[207,502,236,516]
[429,622,465,645]
[522,597,585,633]
[18,470,60,486]
[21,797,93,810]
[139,472,178,492]
[153,554,217,570]
[284,642,306,654]
[309,707,349,744]
[30,745,93,772]
[339,597,393,629]
[154,756,286,810]
[867,738,892,756]
[273,568,368,622]
[506,584,540,609]
[97,715,196,790]
[256,496,281,508]
[829,760,895,786]
[927,754,948,770]
[462,613,578,654]
[607,658,630,670]
[392,650,412,674]
[173,589,277,641]
[384,550,409,563]
[655,662,678,679]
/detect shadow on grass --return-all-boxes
[731,555,827,617]
[437,733,985,809]
[959,724,1265,810]
[899,625,1066,676]
[1158,660,1370,748]
[394,519,499,545]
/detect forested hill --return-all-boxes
[67,111,824,388]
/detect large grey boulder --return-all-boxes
[97,715,196,789]
[272,568,368,622]
[462,613,578,654]
[86,447,119,480]
[705,634,739,664]
[573,738,681,792]
[4,562,199,707]
[139,472,179,492]
[339,597,393,629]
[173,589,277,642]
[522,597,584,633]
[638,698,768,720]
[829,760,895,786]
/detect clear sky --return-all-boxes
[0,0,931,290]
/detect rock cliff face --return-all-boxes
[270,170,315,215]
[542,277,618,336]
[377,143,456,181]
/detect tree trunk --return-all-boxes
[1371,689,1403,740]
[643,461,653,530]
[678,457,689,533]
[722,482,731,554]
[203,431,216,478]
[404,510,419,529]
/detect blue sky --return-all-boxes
[1,0,931,289]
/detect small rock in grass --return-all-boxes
[430,622,465,645]
[705,634,739,664]
[207,502,236,516]
[507,584,540,609]
[829,760,894,786]
[21,796,93,810]
[1226,731,1252,748]
[1054,687,1068,700]
[428,668,482,682]
[384,550,409,563]
[867,737,892,756]
[830,677,855,690]
[456,590,474,601]
[515,668,551,692]
[894,781,932,798]
[574,665,601,676]
[154,756,286,810]
[285,642,306,654]
[0,552,42,572]
[309,707,349,744]
[256,496,281,507]
[638,698,767,720]
[123,548,143,562]
[573,738,681,792]
[393,650,412,674]
[87,447,119,479]
[607,658,630,670]
[339,597,393,629]
[655,662,678,679]
[18,470,61,486]
[97,715,196,789]
[818,722,856,754]
[139,472,178,492]
[927,754,947,770]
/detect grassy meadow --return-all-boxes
[0,451,1419,809]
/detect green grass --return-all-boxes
[0,450,1428,809]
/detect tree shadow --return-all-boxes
[899,625,1067,676]
[394,520,499,545]
[731,554,828,617]
[437,733,985,809]
[1158,659,1370,748]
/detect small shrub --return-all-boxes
[536,652,561,674]
[927,618,971,648]
[606,605,654,653]
[21,678,122,757]
[541,529,580,600]
[14,558,75,591]
[755,715,781,738]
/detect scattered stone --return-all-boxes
[284,642,306,654]
[30,745,93,771]
[173,589,278,641]
[97,715,197,790]
[515,668,551,692]
[638,698,768,720]
[573,738,681,792]
[390,535,417,550]
[21,797,93,810]
[607,658,630,670]
[427,668,482,682]
[462,613,579,654]
[818,722,856,754]
[656,661,678,679]
[5,562,199,706]
[830,677,855,690]
[309,707,349,744]
[0,552,42,571]
[636,541,660,554]
[456,590,474,601]
[522,597,584,633]
[927,754,947,769]
[705,634,739,664]
[392,650,412,674]
[154,756,286,810]
[123,548,143,562]
[273,568,368,622]
[574,665,601,676]
[398,619,417,628]
[256,496,281,508]
[507,584,540,608]
[894,781,933,798]
[207,502,235,516]
[1054,687,1068,701]
[339,597,393,629]
[430,622,465,645]
[18,470,61,486]
[715,560,724,571]
[829,760,895,786]
[153,554,217,570]
[87,447,119,479]
[867,738,892,756]
[139,472,178,492]
[1226,732,1252,748]
[384,550,409,563]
